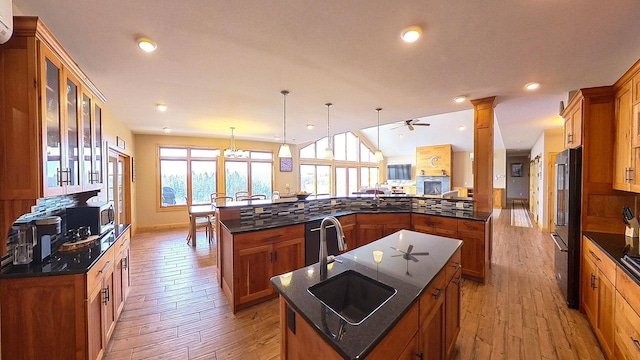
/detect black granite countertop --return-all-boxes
[221,209,491,235]
[270,229,463,359]
[583,231,640,286]
[0,224,131,279]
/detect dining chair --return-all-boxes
[249,194,266,200]
[209,196,233,243]
[235,191,249,200]
[210,192,226,203]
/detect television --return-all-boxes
[387,164,412,180]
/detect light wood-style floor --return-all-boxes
[104,208,605,360]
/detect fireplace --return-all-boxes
[416,175,450,195]
[424,181,442,195]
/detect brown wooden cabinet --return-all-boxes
[113,228,131,318]
[221,224,305,312]
[411,214,490,283]
[0,230,131,360]
[562,98,583,149]
[581,236,615,359]
[0,17,106,253]
[614,81,637,191]
[614,266,640,359]
[356,213,410,248]
[445,268,462,359]
[338,214,357,251]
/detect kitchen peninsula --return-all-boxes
[214,194,491,313]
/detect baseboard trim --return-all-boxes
[136,222,190,232]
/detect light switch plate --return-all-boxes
[456,202,464,209]
[419,200,425,205]
[298,203,305,209]
[255,207,264,214]
[331,200,337,206]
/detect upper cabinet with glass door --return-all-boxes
[0,17,107,201]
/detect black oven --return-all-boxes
[66,201,115,236]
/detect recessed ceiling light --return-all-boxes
[458,126,465,131]
[137,38,157,52]
[453,96,466,103]
[163,127,171,133]
[399,134,404,138]
[525,82,540,91]
[274,136,281,141]
[401,26,422,43]
[306,124,314,130]
[156,103,167,111]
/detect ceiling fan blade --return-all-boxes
[406,244,414,254]
[390,124,405,130]
[408,124,414,131]
[409,254,419,262]
[413,123,431,126]
[412,252,430,256]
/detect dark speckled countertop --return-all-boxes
[271,229,462,359]
[221,209,491,235]
[0,224,131,279]
[583,231,640,286]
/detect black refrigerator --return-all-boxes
[550,147,582,309]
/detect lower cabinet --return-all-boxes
[356,213,411,247]
[223,224,305,312]
[339,214,357,251]
[0,228,132,360]
[114,229,132,318]
[615,266,640,359]
[581,236,615,359]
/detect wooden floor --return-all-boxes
[104,208,605,360]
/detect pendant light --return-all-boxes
[224,127,245,158]
[278,90,292,158]
[324,103,334,160]
[375,108,384,162]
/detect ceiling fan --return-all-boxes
[391,119,431,131]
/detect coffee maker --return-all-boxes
[34,216,61,262]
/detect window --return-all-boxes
[300,165,331,194]
[159,147,219,207]
[299,131,378,195]
[225,151,274,199]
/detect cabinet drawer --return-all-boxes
[358,213,410,225]
[615,291,640,359]
[338,214,356,226]
[445,248,462,284]
[86,247,114,296]
[584,238,616,282]
[412,214,458,231]
[235,225,304,250]
[457,219,485,233]
[420,270,447,324]
[616,267,640,314]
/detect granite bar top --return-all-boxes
[583,231,640,286]
[271,229,463,359]
[0,224,131,279]
[220,208,491,235]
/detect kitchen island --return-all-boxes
[271,229,463,359]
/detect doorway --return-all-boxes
[108,148,132,227]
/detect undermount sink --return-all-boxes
[308,270,396,325]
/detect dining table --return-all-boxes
[187,204,218,246]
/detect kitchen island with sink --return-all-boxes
[271,229,463,360]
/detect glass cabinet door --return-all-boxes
[43,55,64,195]
[94,103,103,184]
[82,93,94,186]
[65,74,82,190]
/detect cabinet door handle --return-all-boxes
[591,274,598,289]
[632,337,640,352]
[453,276,461,285]
[589,250,601,262]
[273,251,278,262]
[567,133,572,144]
[99,260,112,274]
[452,262,461,270]
[102,285,110,305]
[123,257,128,270]
[263,234,283,241]
[416,352,423,360]
[432,287,443,299]
[630,168,634,182]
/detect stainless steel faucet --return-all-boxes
[319,216,347,279]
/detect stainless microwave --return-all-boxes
[66,201,115,236]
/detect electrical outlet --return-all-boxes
[255,207,264,214]
[456,202,464,209]
[298,203,305,209]
[419,200,425,205]
[331,200,337,206]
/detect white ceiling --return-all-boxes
[11,1,640,156]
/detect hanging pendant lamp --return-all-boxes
[224,127,245,158]
[375,108,384,162]
[278,90,292,158]
[324,103,334,160]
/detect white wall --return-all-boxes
[494,148,506,188]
